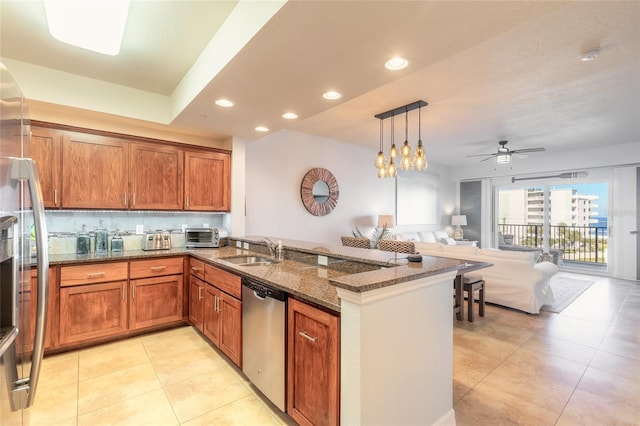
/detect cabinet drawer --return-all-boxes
[189,258,205,280]
[130,257,183,279]
[60,262,128,287]
[205,264,241,299]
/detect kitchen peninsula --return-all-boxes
[44,236,487,426]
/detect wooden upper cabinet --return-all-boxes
[184,150,230,211]
[130,143,183,210]
[30,127,62,208]
[61,132,129,209]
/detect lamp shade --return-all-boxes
[377,214,395,228]
[451,215,467,226]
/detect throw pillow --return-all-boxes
[440,237,457,245]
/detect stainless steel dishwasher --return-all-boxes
[242,277,287,411]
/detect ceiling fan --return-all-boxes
[467,140,545,164]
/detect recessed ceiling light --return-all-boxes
[44,0,130,55]
[580,48,600,62]
[282,112,298,120]
[255,126,269,132]
[215,99,234,107]
[322,91,342,100]
[385,57,409,70]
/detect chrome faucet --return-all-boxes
[263,237,277,258]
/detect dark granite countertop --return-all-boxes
[42,236,487,312]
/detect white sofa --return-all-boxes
[393,231,557,314]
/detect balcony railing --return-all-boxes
[498,223,607,264]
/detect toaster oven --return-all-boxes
[185,227,227,248]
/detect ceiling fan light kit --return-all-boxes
[374,100,428,178]
[468,140,545,164]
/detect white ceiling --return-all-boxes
[1,1,639,167]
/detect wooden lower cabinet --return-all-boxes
[59,281,128,345]
[189,276,206,332]
[57,258,185,348]
[202,284,242,368]
[130,274,183,330]
[287,298,340,426]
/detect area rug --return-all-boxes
[541,276,595,313]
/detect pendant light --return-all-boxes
[373,100,428,177]
[400,109,412,170]
[375,119,387,178]
[412,104,427,171]
[388,116,397,177]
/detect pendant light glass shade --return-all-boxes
[388,158,397,177]
[413,139,427,171]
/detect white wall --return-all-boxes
[244,130,455,245]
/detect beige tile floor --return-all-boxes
[26,326,293,426]
[454,272,640,425]
[23,271,639,425]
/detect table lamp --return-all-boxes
[451,215,467,240]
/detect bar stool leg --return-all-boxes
[467,288,474,322]
[479,281,485,317]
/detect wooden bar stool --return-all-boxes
[463,275,485,322]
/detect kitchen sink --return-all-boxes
[222,255,277,267]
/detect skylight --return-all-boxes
[44,0,130,56]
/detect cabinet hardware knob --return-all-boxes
[133,193,136,206]
[191,266,200,271]
[54,189,58,205]
[123,193,127,206]
[122,285,125,300]
[186,196,190,208]
[299,331,317,342]
[132,285,135,299]
[198,286,203,300]
[150,266,166,272]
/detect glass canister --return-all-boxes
[111,234,123,252]
[77,225,90,255]
[95,228,108,253]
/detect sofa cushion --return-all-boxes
[480,247,540,264]
[418,231,436,243]
[396,232,420,242]
[433,231,449,241]
[441,237,457,245]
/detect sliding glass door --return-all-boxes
[496,181,609,271]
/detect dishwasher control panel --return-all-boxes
[242,278,287,301]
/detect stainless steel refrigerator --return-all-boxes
[0,62,49,424]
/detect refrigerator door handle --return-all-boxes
[9,158,49,409]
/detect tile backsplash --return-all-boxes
[44,210,230,254]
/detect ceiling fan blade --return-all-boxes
[511,147,545,154]
[466,153,496,158]
[480,156,495,162]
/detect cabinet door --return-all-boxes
[130,274,184,330]
[203,284,221,346]
[23,268,57,353]
[184,150,230,211]
[61,132,129,209]
[218,291,242,368]
[30,127,62,208]
[189,276,205,331]
[287,298,340,426]
[59,281,127,345]
[130,143,183,210]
